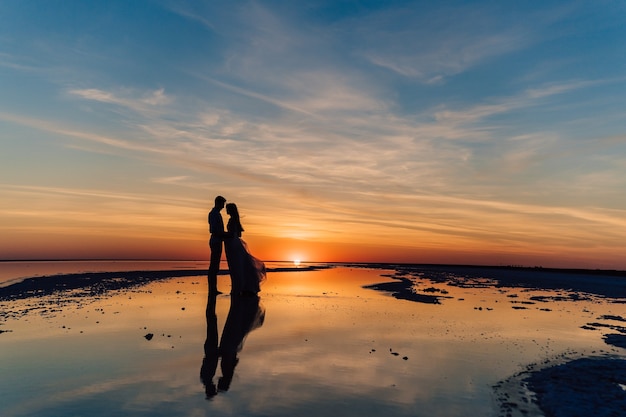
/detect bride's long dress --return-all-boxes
[224,220,266,295]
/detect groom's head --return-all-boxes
[215,195,226,209]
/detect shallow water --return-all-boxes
[0,264,624,416]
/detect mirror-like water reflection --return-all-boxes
[0,264,624,416]
[201,293,265,399]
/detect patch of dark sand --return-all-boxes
[423,286,449,294]
[530,294,592,302]
[581,322,626,334]
[599,315,626,322]
[0,269,211,301]
[351,264,626,300]
[364,277,443,304]
[510,300,536,305]
[527,357,626,417]
[495,355,626,417]
[604,334,626,349]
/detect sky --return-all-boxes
[1,1,626,269]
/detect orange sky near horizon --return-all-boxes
[1,189,624,270]
[1,229,623,270]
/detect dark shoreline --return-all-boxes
[3,259,626,277]
[0,265,325,301]
[335,262,626,277]
[2,261,626,302]
[347,263,626,300]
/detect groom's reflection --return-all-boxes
[200,293,265,399]
[200,294,219,398]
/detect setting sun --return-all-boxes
[293,259,301,267]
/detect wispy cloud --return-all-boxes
[6,69,614,208]
[0,184,207,237]
[351,5,531,82]
[68,87,172,114]
[433,79,604,126]
[198,75,319,117]
[0,112,162,154]
[0,52,41,71]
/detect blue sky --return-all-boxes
[1,0,626,267]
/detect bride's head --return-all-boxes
[226,203,244,232]
[225,203,239,217]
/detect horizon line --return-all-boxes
[1,258,625,274]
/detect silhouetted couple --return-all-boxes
[208,195,266,295]
[200,292,265,399]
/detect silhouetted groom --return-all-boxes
[208,195,227,294]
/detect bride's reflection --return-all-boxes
[200,293,265,399]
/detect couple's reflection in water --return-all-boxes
[201,292,265,399]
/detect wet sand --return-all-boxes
[1,262,625,416]
[358,264,626,417]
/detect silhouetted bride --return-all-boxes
[224,203,266,295]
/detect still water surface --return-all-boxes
[0,263,623,416]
